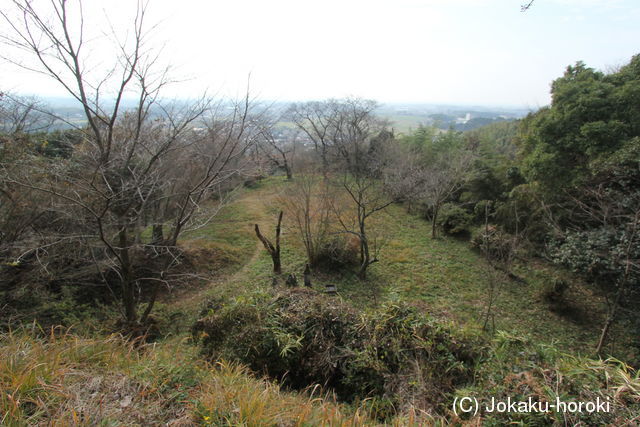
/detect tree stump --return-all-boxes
[255,211,283,274]
[285,273,298,287]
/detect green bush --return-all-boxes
[459,332,640,425]
[192,288,484,418]
[312,234,360,270]
[473,199,494,223]
[437,203,473,235]
[470,226,517,263]
[541,277,569,303]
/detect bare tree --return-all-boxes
[162,95,263,247]
[333,173,393,279]
[419,150,475,239]
[281,98,394,279]
[381,141,430,213]
[327,98,395,279]
[279,173,332,267]
[288,100,338,177]
[477,202,523,333]
[0,0,258,327]
[256,114,295,180]
[0,92,54,133]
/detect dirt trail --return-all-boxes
[165,181,285,313]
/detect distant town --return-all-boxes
[30,96,532,134]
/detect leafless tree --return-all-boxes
[381,140,428,211]
[280,98,394,280]
[0,92,54,133]
[288,100,338,177]
[256,114,295,180]
[418,150,475,238]
[478,202,523,333]
[278,173,333,267]
[332,173,393,279]
[161,95,264,247]
[326,98,395,279]
[0,0,259,327]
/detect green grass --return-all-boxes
[181,197,256,263]
[363,204,609,355]
[3,175,638,425]
[181,176,631,360]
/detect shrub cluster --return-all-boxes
[437,203,473,235]
[192,288,484,417]
[461,332,640,425]
[470,226,517,262]
[312,235,361,270]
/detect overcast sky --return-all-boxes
[2,0,639,108]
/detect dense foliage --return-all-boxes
[519,57,640,191]
[193,288,482,417]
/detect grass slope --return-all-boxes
[182,176,629,359]
[2,176,638,425]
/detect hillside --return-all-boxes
[2,3,639,420]
[3,177,639,425]
[175,177,630,357]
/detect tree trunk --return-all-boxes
[321,146,329,178]
[151,223,164,245]
[255,211,283,274]
[596,315,614,356]
[135,216,143,244]
[431,203,440,239]
[273,254,282,275]
[358,233,372,279]
[140,282,159,324]
[357,262,368,279]
[118,225,137,324]
[595,281,625,355]
[283,159,292,180]
[303,264,312,287]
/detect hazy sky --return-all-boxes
[2,0,639,108]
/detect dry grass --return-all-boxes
[0,326,186,425]
[4,327,639,426]
[1,328,447,426]
[195,361,375,426]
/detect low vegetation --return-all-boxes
[0,0,639,423]
[193,288,482,416]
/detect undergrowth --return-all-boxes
[2,322,639,425]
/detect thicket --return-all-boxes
[191,288,640,423]
[192,288,483,418]
[390,55,640,355]
[463,332,640,425]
